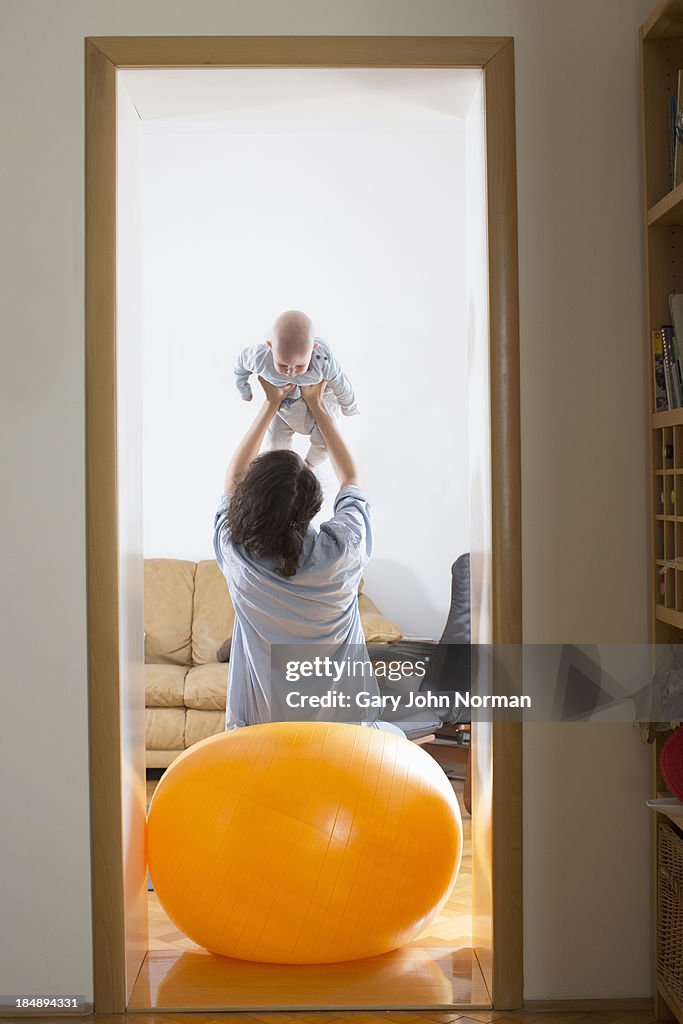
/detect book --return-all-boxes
[675,71,683,188]
[672,329,683,405]
[672,93,678,189]
[653,329,669,411]
[669,293,683,402]
[663,327,679,407]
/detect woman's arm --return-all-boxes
[222,376,293,494]
[300,381,358,488]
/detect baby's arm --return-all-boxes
[233,344,260,402]
[321,345,359,416]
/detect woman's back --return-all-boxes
[214,484,378,729]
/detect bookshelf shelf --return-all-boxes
[643,0,683,42]
[649,180,683,224]
[653,408,683,426]
[648,796,683,823]
[641,7,683,1021]
[656,603,683,628]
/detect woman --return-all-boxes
[213,375,403,735]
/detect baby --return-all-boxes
[234,310,359,468]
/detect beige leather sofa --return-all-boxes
[144,558,403,768]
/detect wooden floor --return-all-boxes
[133,775,481,1012]
[1,1007,658,1023]
[4,776,657,1022]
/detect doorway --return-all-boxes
[86,35,522,1015]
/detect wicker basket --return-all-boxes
[657,820,683,1009]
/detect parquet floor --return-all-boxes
[2,1007,657,1023]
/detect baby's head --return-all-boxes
[267,309,317,377]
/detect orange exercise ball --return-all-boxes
[146,721,462,964]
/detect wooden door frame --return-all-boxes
[86,34,522,1014]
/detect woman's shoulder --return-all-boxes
[306,485,371,564]
[330,483,370,522]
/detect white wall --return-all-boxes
[0,0,654,1004]
[134,106,469,638]
[465,74,491,647]
[117,78,149,1000]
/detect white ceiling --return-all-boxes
[120,68,482,125]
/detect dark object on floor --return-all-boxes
[368,555,473,812]
[424,554,472,813]
[369,555,472,718]
[367,554,472,718]
[216,637,232,663]
[420,553,472,722]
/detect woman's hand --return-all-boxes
[300,380,327,408]
[258,375,295,406]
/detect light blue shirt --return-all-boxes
[213,484,382,730]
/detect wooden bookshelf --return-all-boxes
[641,9,683,623]
[640,5,683,1021]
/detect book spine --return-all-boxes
[672,94,678,190]
[663,325,681,408]
[655,328,672,411]
[672,328,683,405]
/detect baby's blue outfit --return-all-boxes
[213,484,403,736]
[234,337,359,467]
[234,336,358,412]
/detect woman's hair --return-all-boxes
[227,450,323,577]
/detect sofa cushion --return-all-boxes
[146,749,181,769]
[144,559,195,666]
[192,559,235,665]
[184,663,229,711]
[359,593,404,643]
[145,664,187,708]
[185,708,225,747]
[145,707,186,750]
